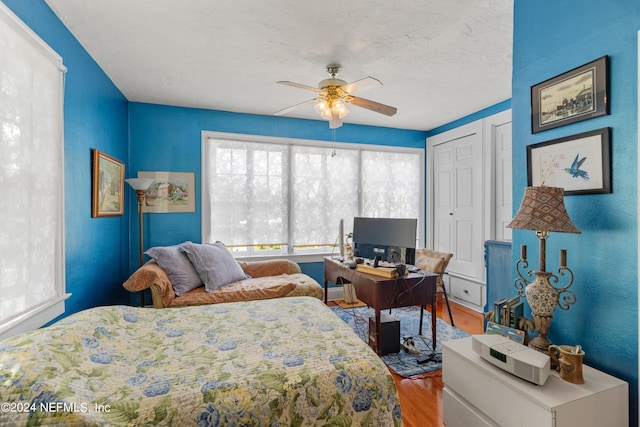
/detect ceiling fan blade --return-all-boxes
[348,96,397,116]
[340,76,382,95]
[277,81,324,93]
[273,98,317,116]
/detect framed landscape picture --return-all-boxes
[531,56,608,133]
[138,171,195,213]
[527,127,611,195]
[91,149,125,217]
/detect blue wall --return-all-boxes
[3,0,131,318]
[128,103,426,298]
[513,0,638,423]
[425,99,511,137]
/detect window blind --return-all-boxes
[0,3,68,339]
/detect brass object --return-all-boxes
[549,344,585,384]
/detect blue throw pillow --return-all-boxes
[144,244,203,296]
[180,241,249,292]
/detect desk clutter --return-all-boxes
[339,255,416,278]
[357,263,398,278]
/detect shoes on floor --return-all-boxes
[401,337,421,355]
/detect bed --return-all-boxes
[0,297,402,426]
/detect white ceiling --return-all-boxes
[45,0,513,131]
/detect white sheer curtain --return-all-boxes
[204,139,289,254]
[0,3,67,338]
[291,145,359,252]
[362,150,423,219]
[203,133,423,256]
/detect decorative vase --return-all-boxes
[525,271,558,352]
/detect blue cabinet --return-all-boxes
[484,240,513,313]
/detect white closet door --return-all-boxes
[431,126,483,280]
[433,143,454,254]
[494,121,513,241]
[451,134,483,278]
[428,111,512,312]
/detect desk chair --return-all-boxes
[416,249,455,326]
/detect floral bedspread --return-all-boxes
[0,297,402,426]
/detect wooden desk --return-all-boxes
[323,257,438,355]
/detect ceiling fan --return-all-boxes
[274,64,397,129]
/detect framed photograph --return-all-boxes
[531,56,608,133]
[92,149,125,217]
[527,127,611,195]
[138,171,195,213]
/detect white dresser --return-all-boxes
[442,337,628,427]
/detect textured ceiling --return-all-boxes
[45,0,513,131]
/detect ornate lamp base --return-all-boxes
[528,314,554,352]
[514,242,577,355]
[525,271,557,353]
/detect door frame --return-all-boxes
[426,119,484,273]
[483,109,513,242]
[426,110,512,282]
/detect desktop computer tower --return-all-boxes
[369,315,400,355]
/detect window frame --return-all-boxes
[201,131,425,263]
[0,3,69,340]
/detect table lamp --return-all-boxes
[125,177,154,306]
[507,185,581,352]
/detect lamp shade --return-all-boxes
[507,186,581,234]
[125,178,154,191]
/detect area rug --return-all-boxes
[330,305,469,377]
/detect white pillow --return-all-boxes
[144,244,202,296]
[180,241,249,291]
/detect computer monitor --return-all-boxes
[352,217,417,264]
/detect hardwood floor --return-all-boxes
[329,298,484,427]
[392,299,484,427]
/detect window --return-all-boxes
[204,139,289,255]
[203,132,424,258]
[0,3,68,339]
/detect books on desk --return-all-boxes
[356,264,398,278]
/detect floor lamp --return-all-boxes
[125,177,154,307]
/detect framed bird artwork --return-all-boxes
[527,127,611,195]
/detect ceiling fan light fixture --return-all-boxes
[275,64,396,129]
[332,99,349,118]
[314,99,332,120]
[329,113,343,129]
[314,96,349,122]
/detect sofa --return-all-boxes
[123,241,323,308]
